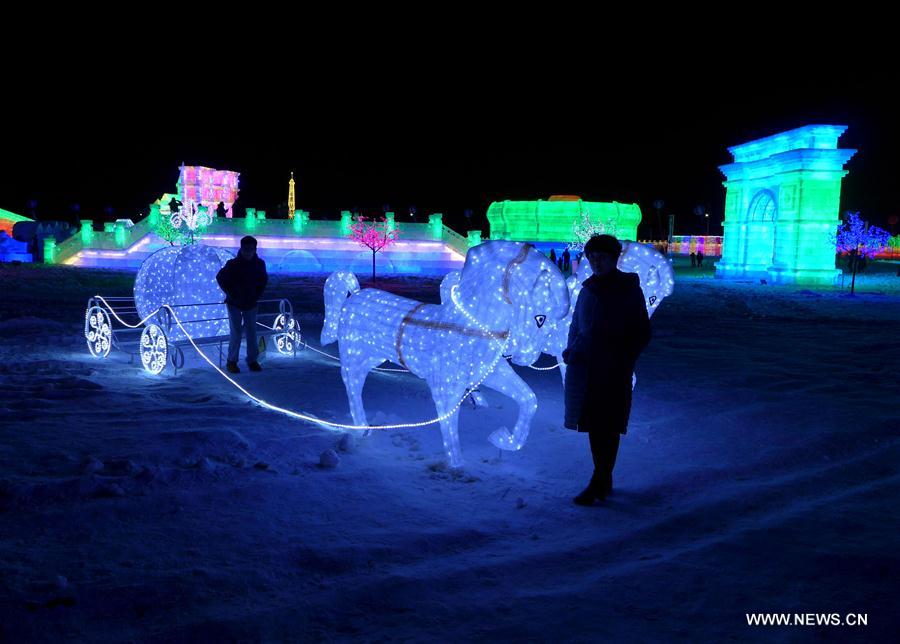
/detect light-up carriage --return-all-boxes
[83,296,301,375]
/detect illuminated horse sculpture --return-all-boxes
[441,241,675,383]
[322,241,569,467]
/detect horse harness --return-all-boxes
[394,247,532,370]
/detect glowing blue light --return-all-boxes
[134,244,234,341]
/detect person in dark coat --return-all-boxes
[216,236,268,373]
[563,234,651,506]
[690,251,697,267]
[562,248,571,273]
[696,250,704,267]
[549,248,557,265]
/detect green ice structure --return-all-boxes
[486,199,642,244]
[715,125,856,285]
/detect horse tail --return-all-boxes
[321,271,360,345]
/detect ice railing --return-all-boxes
[61,214,469,263]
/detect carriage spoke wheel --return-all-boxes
[85,306,112,358]
[273,313,300,354]
[140,324,168,375]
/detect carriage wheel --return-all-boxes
[273,313,301,355]
[85,306,112,358]
[140,324,168,375]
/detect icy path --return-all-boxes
[1,264,898,640]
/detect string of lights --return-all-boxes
[92,294,510,432]
[255,318,411,373]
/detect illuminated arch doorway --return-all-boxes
[739,189,777,272]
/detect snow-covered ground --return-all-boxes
[1,259,898,641]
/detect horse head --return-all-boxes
[541,241,676,361]
[457,241,569,366]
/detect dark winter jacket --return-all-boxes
[563,269,651,433]
[216,254,268,311]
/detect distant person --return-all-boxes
[857,254,867,273]
[562,248,571,273]
[168,196,182,215]
[216,236,268,374]
[690,251,697,267]
[563,235,651,506]
[696,250,704,267]
[216,201,228,218]
[557,257,564,271]
[549,248,557,265]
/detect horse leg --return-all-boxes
[340,354,384,437]
[341,362,368,427]
[433,389,465,468]
[483,360,538,451]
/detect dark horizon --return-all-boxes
[3,75,895,238]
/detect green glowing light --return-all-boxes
[115,222,128,248]
[245,208,258,231]
[293,209,309,233]
[429,213,443,240]
[80,220,94,244]
[486,199,642,243]
[43,237,57,264]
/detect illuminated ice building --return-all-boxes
[53,163,468,274]
[715,125,856,285]
[486,196,642,254]
[178,165,240,219]
[50,176,646,276]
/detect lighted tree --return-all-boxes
[153,213,185,246]
[154,204,212,246]
[350,216,399,279]
[833,212,890,295]
[172,204,213,245]
[887,234,900,259]
[568,209,616,252]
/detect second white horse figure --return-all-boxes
[321,241,569,467]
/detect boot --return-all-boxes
[248,362,262,372]
[226,361,240,374]
[573,481,600,506]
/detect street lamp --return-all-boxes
[704,212,710,235]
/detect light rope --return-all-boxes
[93,294,508,431]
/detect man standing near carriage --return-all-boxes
[216,236,268,374]
[563,234,651,506]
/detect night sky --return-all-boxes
[2,61,894,238]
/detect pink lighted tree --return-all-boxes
[834,212,890,295]
[350,216,399,279]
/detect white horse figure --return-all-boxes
[440,241,675,383]
[321,241,569,467]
